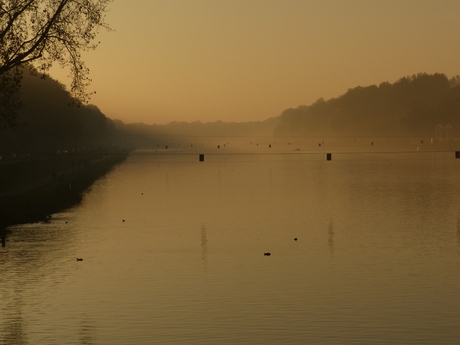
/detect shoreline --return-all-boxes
[0,153,129,229]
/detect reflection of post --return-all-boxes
[201,223,208,266]
[78,316,96,345]
[328,220,334,257]
[457,216,460,248]
[436,124,443,141]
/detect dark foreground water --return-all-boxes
[1,151,460,344]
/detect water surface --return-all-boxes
[1,152,460,344]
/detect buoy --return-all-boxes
[77,258,83,261]
[294,238,298,241]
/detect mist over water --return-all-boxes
[126,134,456,158]
[1,146,460,344]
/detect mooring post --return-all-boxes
[199,154,204,162]
[455,151,460,159]
[326,153,332,161]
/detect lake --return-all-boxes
[1,148,460,344]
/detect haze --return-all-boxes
[49,0,460,125]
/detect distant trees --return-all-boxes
[0,0,112,128]
[274,73,460,137]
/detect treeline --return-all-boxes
[0,67,119,158]
[4,70,458,159]
[114,118,279,147]
[274,73,460,137]
[0,67,279,156]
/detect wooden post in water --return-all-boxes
[326,153,332,161]
[199,154,204,162]
[456,151,460,159]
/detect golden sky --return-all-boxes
[50,0,460,125]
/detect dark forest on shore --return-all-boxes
[2,71,460,159]
[275,73,460,137]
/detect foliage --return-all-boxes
[0,67,22,128]
[274,73,460,136]
[0,0,111,128]
[0,67,116,155]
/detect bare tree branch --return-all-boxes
[0,0,112,128]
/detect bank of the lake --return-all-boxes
[0,151,129,228]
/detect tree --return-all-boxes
[0,0,111,128]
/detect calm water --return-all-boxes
[1,151,460,344]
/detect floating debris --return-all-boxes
[264,252,271,256]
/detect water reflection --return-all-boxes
[0,218,77,344]
[0,297,27,345]
[78,315,96,345]
[201,223,208,268]
[1,227,6,247]
[3,154,460,344]
[457,214,460,248]
[328,220,334,257]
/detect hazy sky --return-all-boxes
[50,0,460,125]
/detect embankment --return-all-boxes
[0,153,129,227]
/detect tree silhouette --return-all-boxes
[0,0,111,128]
[274,73,460,136]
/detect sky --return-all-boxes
[49,0,460,125]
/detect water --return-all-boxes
[1,151,460,344]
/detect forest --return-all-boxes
[0,67,280,158]
[0,67,120,158]
[120,72,460,142]
[2,71,460,161]
[274,73,460,137]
